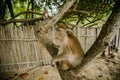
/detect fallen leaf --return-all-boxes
[19,73,29,79]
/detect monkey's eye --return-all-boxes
[57,29,61,32]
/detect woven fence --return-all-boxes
[0,26,52,72]
[72,27,101,52]
[0,26,119,72]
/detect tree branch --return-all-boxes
[34,33,58,56]
[0,18,43,25]
[74,0,120,75]
[82,16,103,27]
[42,0,77,31]
[67,10,91,14]
[11,11,42,19]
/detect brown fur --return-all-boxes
[52,25,84,70]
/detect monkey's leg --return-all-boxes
[61,61,70,70]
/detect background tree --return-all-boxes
[0,0,14,20]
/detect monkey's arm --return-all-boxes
[52,52,67,63]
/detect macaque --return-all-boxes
[42,8,50,19]
[52,24,84,70]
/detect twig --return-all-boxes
[11,11,42,19]
[0,18,43,25]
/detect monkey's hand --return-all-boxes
[51,59,56,67]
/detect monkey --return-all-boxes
[52,24,84,70]
[42,8,50,19]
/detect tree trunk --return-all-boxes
[76,0,120,72]
[0,0,5,19]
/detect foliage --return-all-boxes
[64,0,115,27]
[0,0,115,27]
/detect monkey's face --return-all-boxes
[55,28,66,41]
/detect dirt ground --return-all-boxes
[79,48,120,80]
[0,48,120,80]
[0,65,62,80]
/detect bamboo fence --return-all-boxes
[0,26,119,72]
[0,26,52,72]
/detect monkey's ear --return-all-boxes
[66,29,73,34]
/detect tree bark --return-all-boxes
[34,0,120,80]
[0,0,6,19]
[6,0,14,18]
